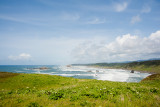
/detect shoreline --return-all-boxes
[0,64,157,83]
[86,65,158,74]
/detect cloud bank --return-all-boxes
[8,53,31,60]
[72,30,160,63]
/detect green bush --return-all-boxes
[28,102,39,107]
[49,91,64,100]
[150,88,158,93]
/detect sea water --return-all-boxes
[0,65,150,82]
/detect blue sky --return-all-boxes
[0,0,160,65]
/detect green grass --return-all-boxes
[0,72,160,107]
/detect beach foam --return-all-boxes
[97,72,129,82]
[58,65,150,82]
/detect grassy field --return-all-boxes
[0,72,160,107]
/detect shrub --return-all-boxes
[8,91,13,94]
[28,102,39,107]
[49,91,64,100]
[150,88,158,93]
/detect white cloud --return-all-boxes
[8,53,31,60]
[86,18,106,24]
[131,15,141,24]
[72,30,160,63]
[141,5,151,13]
[114,2,128,12]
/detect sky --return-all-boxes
[0,0,160,65]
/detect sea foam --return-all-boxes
[58,65,150,82]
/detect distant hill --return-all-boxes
[92,60,160,67]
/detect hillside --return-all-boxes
[0,72,160,107]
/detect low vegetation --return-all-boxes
[0,72,160,107]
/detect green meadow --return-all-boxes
[0,72,160,107]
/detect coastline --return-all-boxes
[84,65,158,81]
[87,65,159,74]
[0,65,152,82]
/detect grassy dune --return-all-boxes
[0,72,160,107]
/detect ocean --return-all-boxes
[0,65,150,82]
